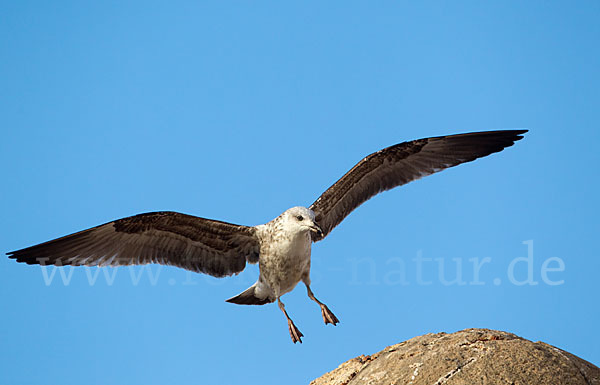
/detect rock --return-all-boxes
[310,328,599,385]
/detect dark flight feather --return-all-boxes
[7,211,260,278]
[309,130,527,241]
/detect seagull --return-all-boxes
[7,130,527,343]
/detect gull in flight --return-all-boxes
[7,130,527,343]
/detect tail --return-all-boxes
[226,284,273,305]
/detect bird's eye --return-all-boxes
[296,215,304,221]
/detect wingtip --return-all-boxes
[514,129,528,137]
[489,129,528,138]
[6,251,27,264]
[507,129,528,144]
[6,247,33,263]
[6,248,49,265]
[6,250,18,259]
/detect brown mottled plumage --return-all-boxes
[9,211,259,277]
[310,130,528,241]
[7,130,527,343]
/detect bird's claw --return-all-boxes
[321,304,339,325]
[288,319,304,343]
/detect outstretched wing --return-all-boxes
[309,130,527,241]
[7,211,260,277]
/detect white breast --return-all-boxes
[255,224,312,297]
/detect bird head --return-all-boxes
[283,206,323,238]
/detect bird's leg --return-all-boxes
[277,298,303,344]
[305,284,339,325]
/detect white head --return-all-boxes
[280,206,323,237]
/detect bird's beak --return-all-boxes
[309,223,323,238]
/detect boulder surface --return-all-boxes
[311,328,599,385]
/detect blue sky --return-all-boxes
[1,1,598,384]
